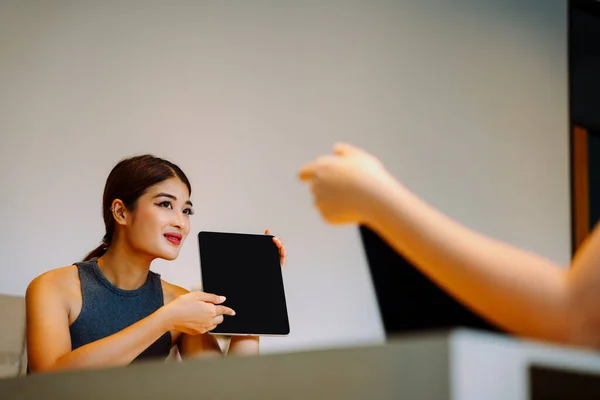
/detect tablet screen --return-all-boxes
[198,231,290,336]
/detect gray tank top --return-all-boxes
[68,259,172,362]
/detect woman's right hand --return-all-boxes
[162,291,236,335]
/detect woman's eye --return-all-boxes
[183,208,194,216]
[158,201,173,209]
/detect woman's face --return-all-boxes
[124,177,194,261]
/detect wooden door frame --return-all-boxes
[572,125,590,252]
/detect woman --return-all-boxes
[300,143,600,349]
[26,154,287,373]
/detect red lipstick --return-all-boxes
[164,232,182,246]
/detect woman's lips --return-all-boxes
[164,233,182,246]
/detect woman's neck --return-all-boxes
[97,241,154,290]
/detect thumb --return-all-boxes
[333,142,363,156]
[298,162,316,182]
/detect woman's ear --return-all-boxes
[111,199,128,226]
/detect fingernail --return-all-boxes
[220,296,226,302]
[231,311,236,316]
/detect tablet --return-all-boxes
[197,231,290,336]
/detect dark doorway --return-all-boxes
[571,1,600,253]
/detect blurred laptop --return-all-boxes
[358,225,504,338]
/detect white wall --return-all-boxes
[0,1,569,354]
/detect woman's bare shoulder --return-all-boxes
[26,265,81,308]
[27,265,79,291]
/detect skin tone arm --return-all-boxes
[26,270,234,373]
[178,329,260,358]
[168,283,224,359]
[299,143,600,348]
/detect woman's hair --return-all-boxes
[82,154,192,261]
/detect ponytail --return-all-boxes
[82,234,111,262]
[82,243,109,262]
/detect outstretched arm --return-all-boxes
[300,143,600,348]
[365,176,594,345]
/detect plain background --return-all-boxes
[0,0,568,354]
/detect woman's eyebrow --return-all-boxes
[153,193,193,206]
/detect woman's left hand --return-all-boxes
[265,228,286,271]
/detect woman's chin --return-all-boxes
[145,243,183,261]
[156,249,180,261]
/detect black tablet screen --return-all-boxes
[198,231,290,335]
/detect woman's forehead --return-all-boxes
[146,178,191,200]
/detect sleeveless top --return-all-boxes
[68,259,172,362]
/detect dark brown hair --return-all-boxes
[82,154,192,261]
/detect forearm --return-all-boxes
[178,333,224,359]
[228,336,259,356]
[179,334,258,358]
[48,309,171,372]
[363,176,576,344]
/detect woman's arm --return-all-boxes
[26,271,173,372]
[178,333,259,357]
[27,271,231,372]
[170,284,224,359]
[300,143,600,348]
[228,336,259,355]
[365,178,584,344]
[177,332,224,358]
